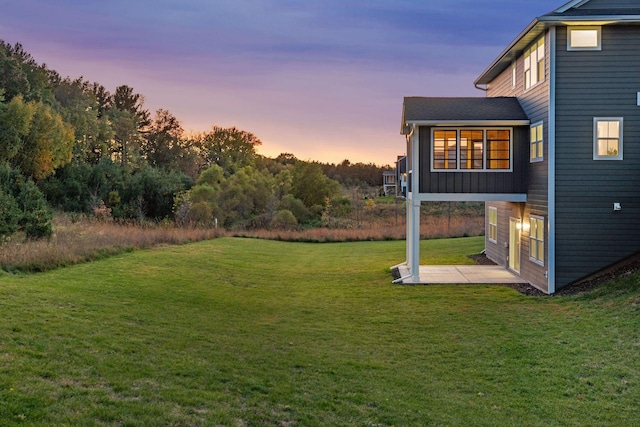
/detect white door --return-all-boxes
[509,218,521,273]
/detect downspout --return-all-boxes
[392,273,412,284]
[547,26,557,294]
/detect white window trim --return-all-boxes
[529,215,545,266]
[567,26,601,51]
[488,207,498,244]
[430,128,513,173]
[530,121,544,163]
[593,117,623,161]
[524,36,545,91]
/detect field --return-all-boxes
[1,236,640,425]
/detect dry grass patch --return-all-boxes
[233,215,484,242]
[0,214,225,273]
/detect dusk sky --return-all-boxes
[1,0,562,165]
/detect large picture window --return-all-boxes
[524,36,545,90]
[594,118,623,160]
[529,216,544,265]
[432,129,511,172]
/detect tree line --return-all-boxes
[0,41,392,239]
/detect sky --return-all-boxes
[0,0,563,165]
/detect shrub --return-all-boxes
[187,201,213,226]
[16,180,53,239]
[270,209,298,230]
[0,189,20,239]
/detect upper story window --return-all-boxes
[524,36,545,90]
[594,118,623,160]
[432,129,511,172]
[511,61,517,89]
[530,122,543,162]
[568,27,601,51]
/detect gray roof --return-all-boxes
[402,97,528,131]
[475,1,640,86]
[546,8,640,17]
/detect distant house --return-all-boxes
[382,170,396,196]
[396,0,640,294]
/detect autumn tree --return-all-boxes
[0,95,74,180]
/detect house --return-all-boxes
[395,155,407,198]
[397,0,640,294]
[382,170,396,196]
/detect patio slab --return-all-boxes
[394,264,528,285]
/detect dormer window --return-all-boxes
[568,27,601,51]
[524,36,545,90]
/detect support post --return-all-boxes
[410,125,421,283]
[411,198,421,283]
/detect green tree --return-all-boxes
[198,126,262,176]
[143,109,190,171]
[108,85,150,167]
[54,77,114,163]
[0,95,35,162]
[291,162,341,209]
[16,180,52,239]
[0,188,20,239]
[0,163,52,239]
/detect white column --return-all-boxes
[411,198,421,283]
[410,126,421,282]
[406,196,412,267]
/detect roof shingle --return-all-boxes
[402,97,529,123]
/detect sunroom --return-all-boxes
[395,97,530,284]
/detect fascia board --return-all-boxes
[405,120,530,127]
[539,16,640,24]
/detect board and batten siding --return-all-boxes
[554,25,640,288]
[484,30,551,291]
[417,126,528,195]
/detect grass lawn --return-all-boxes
[1,236,640,425]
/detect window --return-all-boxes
[529,216,544,265]
[524,36,545,90]
[530,122,543,162]
[431,129,511,171]
[568,27,601,50]
[433,130,457,169]
[511,61,517,88]
[486,130,510,170]
[594,118,623,160]
[488,207,497,243]
[460,130,484,169]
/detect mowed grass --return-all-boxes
[1,236,640,425]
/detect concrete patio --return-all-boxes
[394,264,528,285]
